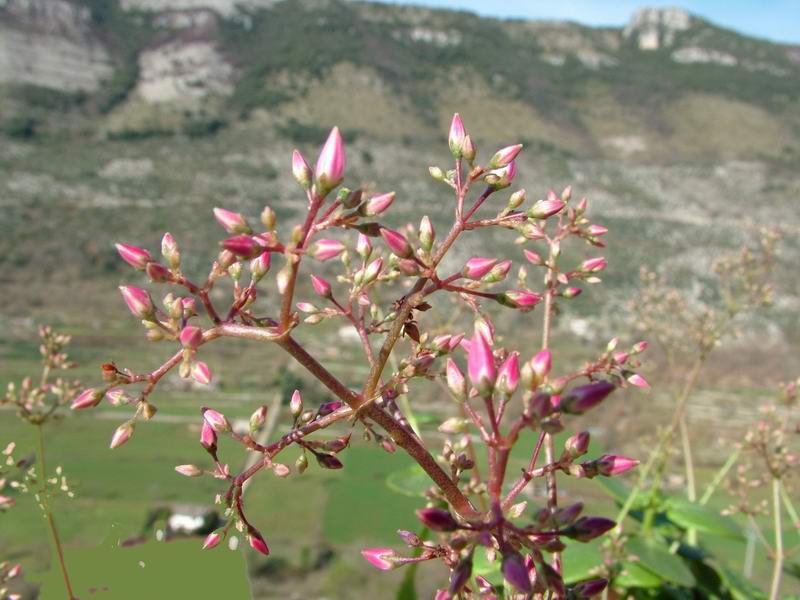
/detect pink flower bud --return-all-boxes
[360,192,395,217]
[595,454,639,476]
[292,149,312,189]
[145,261,171,283]
[380,227,413,258]
[250,251,271,281]
[179,325,203,350]
[116,243,152,270]
[502,552,531,593]
[532,349,552,382]
[448,113,466,158]
[110,422,134,449]
[202,407,231,433]
[573,578,609,598]
[462,134,476,162]
[564,431,590,458]
[191,361,212,385]
[561,381,615,414]
[213,207,252,235]
[463,257,497,279]
[310,274,332,299]
[489,143,523,168]
[483,259,512,283]
[311,239,346,261]
[0,494,16,509]
[362,257,383,284]
[202,531,223,550]
[315,126,345,193]
[467,331,496,393]
[627,374,650,389]
[581,257,607,273]
[175,464,202,477]
[250,405,268,432]
[563,286,582,298]
[587,224,608,237]
[485,161,517,189]
[356,233,372,258]
[289,389,303,417]
[523,249,543,266]
[416,507,459,532]
[7,563,22,579]
[565,516,616,542]
[361,548,397,571]
[161,232,180,269]
[500,290,543,311]
[71,387,103,410]
[223,235,262,258]
[633,340,649,354]
[200,421,217,450]
[419,216,435,251]
[528,198,565,220]
[445,358,467,400]
[497,352,520,395]
[119,285,154,320]
[248,529,270,556]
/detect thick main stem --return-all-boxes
[37,425,76,600]
[769,478,783,600]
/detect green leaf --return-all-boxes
[626,535,696,588]
[561,540,604,584]
[665,498,743,539]
[596,477,646,511]
[386,465,430,498]
[717,565,767,600]
[615,561,667,589]
[471,547,503,587]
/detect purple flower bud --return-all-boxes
[380,227,413,258]
[502,552,531,593]
[396,530,422,546]
[361,548,397,571]
[213,207,251,235]
[573,578,609,597]
[467,331,496,393]
[528,198,565,220]
[119,285,154,320]
[71,388,103,410]
[318,400,343,416]
[564,431,590,458]
[316,453,343,469]
[179,325,203,350]
[463,257,498,279]
[315,127,345,193]
[360,191,395,217]
[449,556,473,595]
[110,422,134,449]
[116,243,152,270]
[416,507,459,532]
[292,149,312,189]
[202,407,231,433]
[448,113,466,158]
[565,516,616,542]
[595,454,639,476]
[497,352,520,395]
[555,502,584,527]
[561,381,615,414]
[489,143,523,168]
[311,239,346,261]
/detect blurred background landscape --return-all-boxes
[1,0,799,597]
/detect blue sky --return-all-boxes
[361,1,800,44]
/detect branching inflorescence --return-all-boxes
[78,114,649,598]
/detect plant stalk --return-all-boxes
[769,478,783,600]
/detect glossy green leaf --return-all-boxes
[665,498,743,539]
[626,535,696,588]
[386,464,430,498]
[718,565,767,600]
[561,540,604,584]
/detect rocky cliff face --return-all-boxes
[0,0,113,91]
